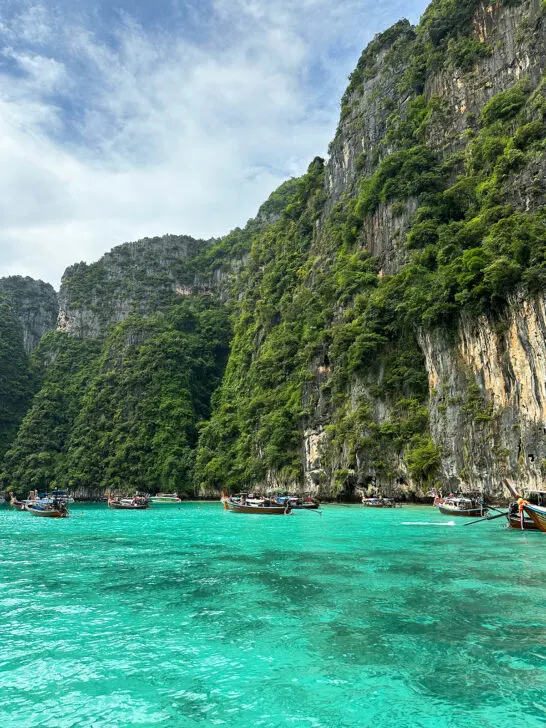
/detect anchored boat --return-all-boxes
[362,497,399,508]
[108,495,149,510]
[437,496,487,518]
[519,502,546,532]
[9,492,26,511]
[26,500,69,518]
[222,490,291,515]
[506,493,545,530]
[275,495,320,510]
[149,493,182,504]
[503,481,544,531]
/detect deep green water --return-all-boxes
[1,503,545,727]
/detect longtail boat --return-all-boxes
[26,501,69,518]
[507,499,540,530]
[503,480,543,531]
[437,496,487,517]
[276,495,320,510]
[362,497,398,508]
[222,490,291,514]
[9,492,26,511]
[108,495,149,510]
[519,502,546,532]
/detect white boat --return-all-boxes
[437,496,486,517]
[149,493,182,504]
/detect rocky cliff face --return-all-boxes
[57,231,255,339]
[0,276,58,352]
[196,0,546,501]
[421,292,546,494]
[57,235,212,339]
[326,0,545,271]
[290,0,546,502]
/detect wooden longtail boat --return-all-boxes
[437,496,487,517]
[224,499,291,514]
[108,496,149,510]
[520,502,546,532]
[26,502,69,518]
[503,481,543,531]
[222,490,291,514]
[362,497,398,508]
[507,500,539,530]
[9,493,26,511]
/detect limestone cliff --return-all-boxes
[197,0,546,501]
[57,235,213,339]
[0,276,58,353]
[421,292,546,494]
[326,0,546,272]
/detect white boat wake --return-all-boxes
[402,521,455,527]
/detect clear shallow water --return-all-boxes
[0,503,545,728]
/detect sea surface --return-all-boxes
[0,502,545,728]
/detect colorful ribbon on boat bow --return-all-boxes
[518,498,530,530]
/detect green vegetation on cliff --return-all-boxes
[0,277,58,460]
[0,300,37,459]
[1,180,302,497]
[196,160,327,490]
[1,297,230,495]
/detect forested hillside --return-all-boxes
[2,0,546,499]
[0,188,295,497]
[0,278,57,459]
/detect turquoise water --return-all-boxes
[1,503,545,727]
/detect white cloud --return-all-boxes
[0,0,428,288]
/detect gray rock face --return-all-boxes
[56,234,246,338]
[325,0,545,274]
[422,293,546,497]
[57,235,205,338]
[326,21,416,215]
[0,276,58,353]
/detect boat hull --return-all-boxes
[523,504,546,532]
[362,499,398,508]
[437,505,486,517]
[108,502,149,510]
[508,514,539,530]
[26,506,68,518]
[225,500,290,514]
[149,499,181,504]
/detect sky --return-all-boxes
[0,0,429,288]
